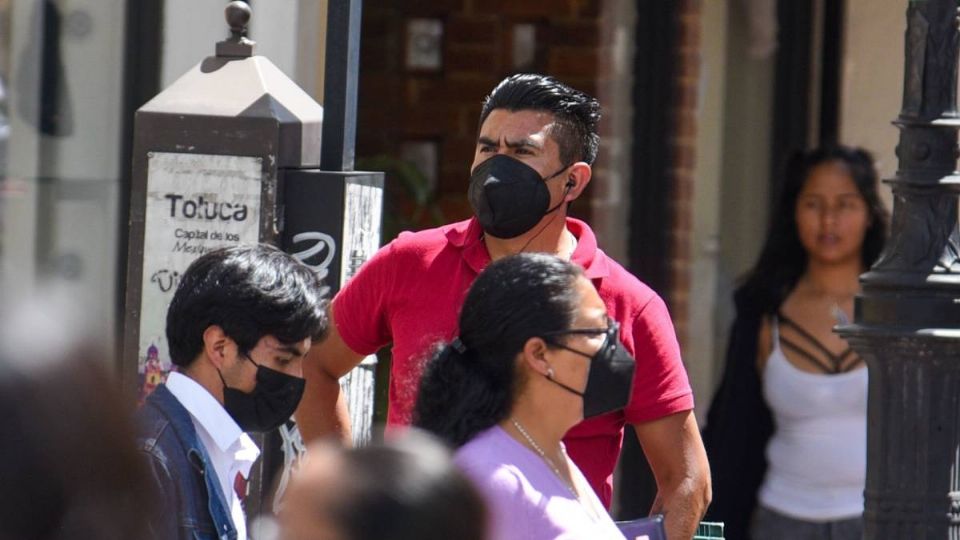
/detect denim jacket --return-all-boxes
[136,384,238,540]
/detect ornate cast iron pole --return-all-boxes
[837,0,960,537]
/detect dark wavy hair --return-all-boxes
[166,244,330,367]
[413,253,584,447]
[480,73,602,165]
[736,145,889,314]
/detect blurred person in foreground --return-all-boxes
[135,244,329,540]
[703,146,889,539]
[414,253,633,540]
[298,72,710,538]
[0,295,152,540]
[277,430,486,540]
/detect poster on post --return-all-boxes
[338,178,383,446]
[137,152,262,403]
[341,180,383,285]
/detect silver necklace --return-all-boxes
[511,419,602,522]
[511,420,571,488]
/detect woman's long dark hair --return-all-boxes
[413,253,584,447]
[737,145,889,315]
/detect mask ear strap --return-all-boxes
[514,173,571,254]
[545,369,585,397]
[218,350,257,388]
[215,366,228,387]
[544,181,575,215]
[238,350,259,368]
[542,162,572,183]
[544,166,575,215]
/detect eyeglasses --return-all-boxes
[542,316,617,338]
[541,317,619,357]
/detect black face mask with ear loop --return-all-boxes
[217,354,306,433]
[468,154,572,239]
[542,320,637,419]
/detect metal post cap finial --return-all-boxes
[225,1,251,35]
[216,1,254,58]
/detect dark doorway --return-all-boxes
[769,0,844,200]
[620,0,680,519]
[118,0,163,357]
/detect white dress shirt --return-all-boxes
[167,372,261,540]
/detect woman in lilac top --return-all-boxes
[413,253,636,540]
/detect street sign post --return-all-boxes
[122,0,382,525]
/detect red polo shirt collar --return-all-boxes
[445,217,610,279]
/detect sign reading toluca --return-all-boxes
[164,194,250,221]
[136,152,262,401]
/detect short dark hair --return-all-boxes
[166,244,329,367]
[737,145,890,313]
[479,73,601,165]
[322,430,487,540]
[413,253,584,447]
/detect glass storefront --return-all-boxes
[0,0,322,366]
[0,0,127,344]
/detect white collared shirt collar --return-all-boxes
[166,372,244,450]
[166,372,260,540]
[166,371,260,478]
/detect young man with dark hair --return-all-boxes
[298,73,711,539]
[136,244,329,540]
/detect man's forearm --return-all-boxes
[296,369,352,444]
[650,474,710,540]
[633,411,712,540]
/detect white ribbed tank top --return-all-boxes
[757,316,868,521]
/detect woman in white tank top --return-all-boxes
[703,146,890,540]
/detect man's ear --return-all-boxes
[201,325,231,369]
[520,336,552,376]
[564,162,592,202]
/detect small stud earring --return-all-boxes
[547,367,555,378]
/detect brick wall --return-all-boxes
[667,0,701,348]
[356,0,608,230]
[355,0,699,349]
[587,1,634,265]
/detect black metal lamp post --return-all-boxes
[837,0,960,537]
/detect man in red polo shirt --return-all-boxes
[298,73,711,539]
